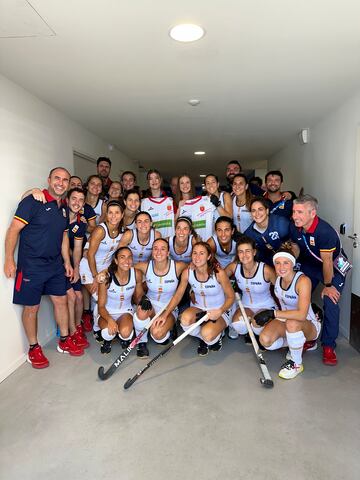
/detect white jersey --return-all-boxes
[79,223,123,284]
[145,259,179,305]
[169,235,193,263]
[233,197,252,233]
[124,213,138,231]
[188,269,225,310]
[93,198,105,225]
[128,228,155,264]
[274,271,316,322]
[234,262,275,311]
[179,196,215,241]
[95,223,123,270]
[141,197,175,237]
[212,236,236,269]
[106,268,136,315]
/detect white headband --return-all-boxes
[273,252,296,266]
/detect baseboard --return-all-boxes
[0,329,56,383]
[0,354,26,383]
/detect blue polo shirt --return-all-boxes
[289,216,340,268]
[263,193,293,219]
[68,212,87,251]
[14,189,69,270]
[80,203,96,223]
[244,214,290,265]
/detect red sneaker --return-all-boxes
[303,340,317,352]
[323,346,337,366]
[57,336,84,356]
[82,311,93,332]
[27,345,49,369]
[72,329,89,349]
[76,324,87,339]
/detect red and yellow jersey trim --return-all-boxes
[320,247,336,253]
[14,216,28,225]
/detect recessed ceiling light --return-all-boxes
[199,174,206,177]
[169,24,205,43]
[194,151,205,155]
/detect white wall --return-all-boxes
[0,74,138,382]
[268,91,360,338]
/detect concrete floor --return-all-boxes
[0,334,359,480]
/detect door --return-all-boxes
[73,151,97,183]
[349,129,360,352]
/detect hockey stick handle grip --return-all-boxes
[235,293,260,354]
[172,313,209,346]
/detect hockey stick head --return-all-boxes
[98,366,107,380]
[260,378,274,388]
[124,377,136,389]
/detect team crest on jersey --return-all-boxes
[310,236,315,246]
[200,206,205,212]
[167,205,172,211]
[269,231,280,241]
[72,225,79,233]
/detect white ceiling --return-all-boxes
[1,0,360,179]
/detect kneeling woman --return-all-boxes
[97,247,144,354]
[159,242,235,356]
[259,251,321,379]
[134,238,187,358]
[225,235,276,340]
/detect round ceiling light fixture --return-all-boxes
[169,24,205,43]
[194,151,206,155]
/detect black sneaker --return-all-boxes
[93,330,104,344]
[137,342,149,359]
[209,337,223,352]
[197,339,209,357]
[120,338,131,349]
[100,340,112,354]
[244,333,251,344]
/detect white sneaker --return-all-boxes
[279,359,304,379]
[227,325,239,340]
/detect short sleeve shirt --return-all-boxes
[14,189,69,270]
[289,216,340,268]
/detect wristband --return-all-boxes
[324,283,332,287]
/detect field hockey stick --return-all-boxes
[97,301,169,381]
[235,293,274,388]
[123,311,209,390]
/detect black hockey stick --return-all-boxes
[124,311,209,389]
[97,302,168,381]
[235,293,274,388]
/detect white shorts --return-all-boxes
[151,299,178,320]
[95,308,134,328]
[190,303,233,326]
[79,258,93,285]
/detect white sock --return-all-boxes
[151,331,170,344]
[286,330,305,365]
[266,337,285,351]
[101,328,116,341]
[252,325,264,336]
[181,321,201,338]
[93,325,101,333]
[203,333,221,346]
[232,317,248,335]
[133,313,149,343]
[118,330,133,341]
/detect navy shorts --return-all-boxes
[13,266,67,306]
[66,277,82,292]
